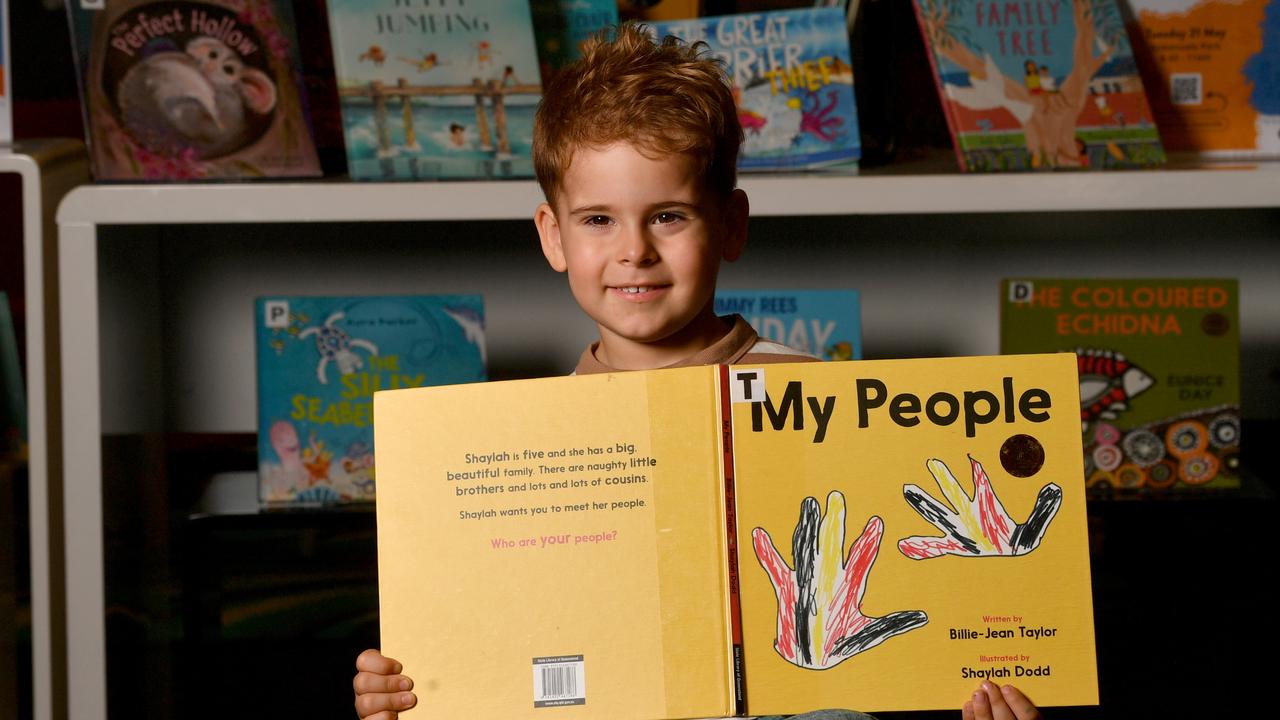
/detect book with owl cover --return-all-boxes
[715,289,862,360]
[374,354,1097,718]
[647,6,862,171]
[909,0,1166,171]
[1000,279,1240,497]
[1127,0,1280,158]
[325,0,543,180]
[64,0,322,180]
[255,295,486,507]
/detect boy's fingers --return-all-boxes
[978,681,1018,720]
[353,672,413,695]
[354,690,417,719]
[1000,684,1043,720]
[356,648,403,675]
[962,698,976,720]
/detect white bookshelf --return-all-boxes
[1,138,89,720]
[56,168,1280,719]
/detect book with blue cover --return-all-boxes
[255,295,486,506]
[648,6,861,171]
[715,289,861,360]
[326,0,543,180]
[531,1,619,84]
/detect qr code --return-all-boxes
[1170,73,1202,105]
[532,655,585,708]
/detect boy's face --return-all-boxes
[535,142,747,369]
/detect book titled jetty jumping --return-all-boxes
[374,354,1097,718]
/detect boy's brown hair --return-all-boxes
[533,22,743,206]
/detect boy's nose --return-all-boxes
[617,226,658,266]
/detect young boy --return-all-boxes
[352,23,1042,720]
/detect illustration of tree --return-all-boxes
[920,0,1115,167]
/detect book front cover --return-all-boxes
[66,0,322,180]
[1000,278,1241,495]
[374,368,734,719]
[716,289,862,361]
[649,7,861,171]
[255,294,485,506]
[730,354,1098,713]
[911,0,1166,171]
[327,0,543,180]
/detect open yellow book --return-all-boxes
[374,354,1097,718]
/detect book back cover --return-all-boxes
[374,368,736,719]
[716,289,862,360]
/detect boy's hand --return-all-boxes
[353,649,417,719]
[962,681,1042,720]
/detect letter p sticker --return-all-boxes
[731,368,765,403]
[264,300,290,329]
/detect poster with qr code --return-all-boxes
[1129,0,1280,157]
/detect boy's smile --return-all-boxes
[536,142,747,370]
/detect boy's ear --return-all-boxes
[721,188,749,262]
[535,202,567,272]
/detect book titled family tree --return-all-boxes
[716,289,862,360]
[1128,0,1280,158]
[375,354,1097,718]
[65,0,321,180]
[910,0,1166,171]
[255,295,485,507]
[648,6,862,171]
[326,0,543,180]
[1001,279,1240,496]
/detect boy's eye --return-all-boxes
[584,215,613,227]
[653,212,684,225]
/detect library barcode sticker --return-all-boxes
[532,655,585,708]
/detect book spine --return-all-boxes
[907,0,968,171]
[717,363,746,713]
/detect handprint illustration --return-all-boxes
[752,491,927,670]
[898,456,1062,560]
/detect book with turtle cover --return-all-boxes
[326,0,543,180]
[715,289,862,360]
[255,295,486,507]
[64,0,322,180]
[374,354,1098,718]
[648,6,862,171]
[1000,279,1240,497]
[1128,0,1280,159]
[909,0,1166,171]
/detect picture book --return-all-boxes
[375,354,1098,717]
[64,0,322,180]
[255,295,486,507]
[909,0,1166,171]
[1128,0,1280,158]
[530,1,618,85]
[326,0,543,181]
[1000,279,1240,497]
[1,0,10,144]
[715,288,862,360]
[648,6,862,171]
